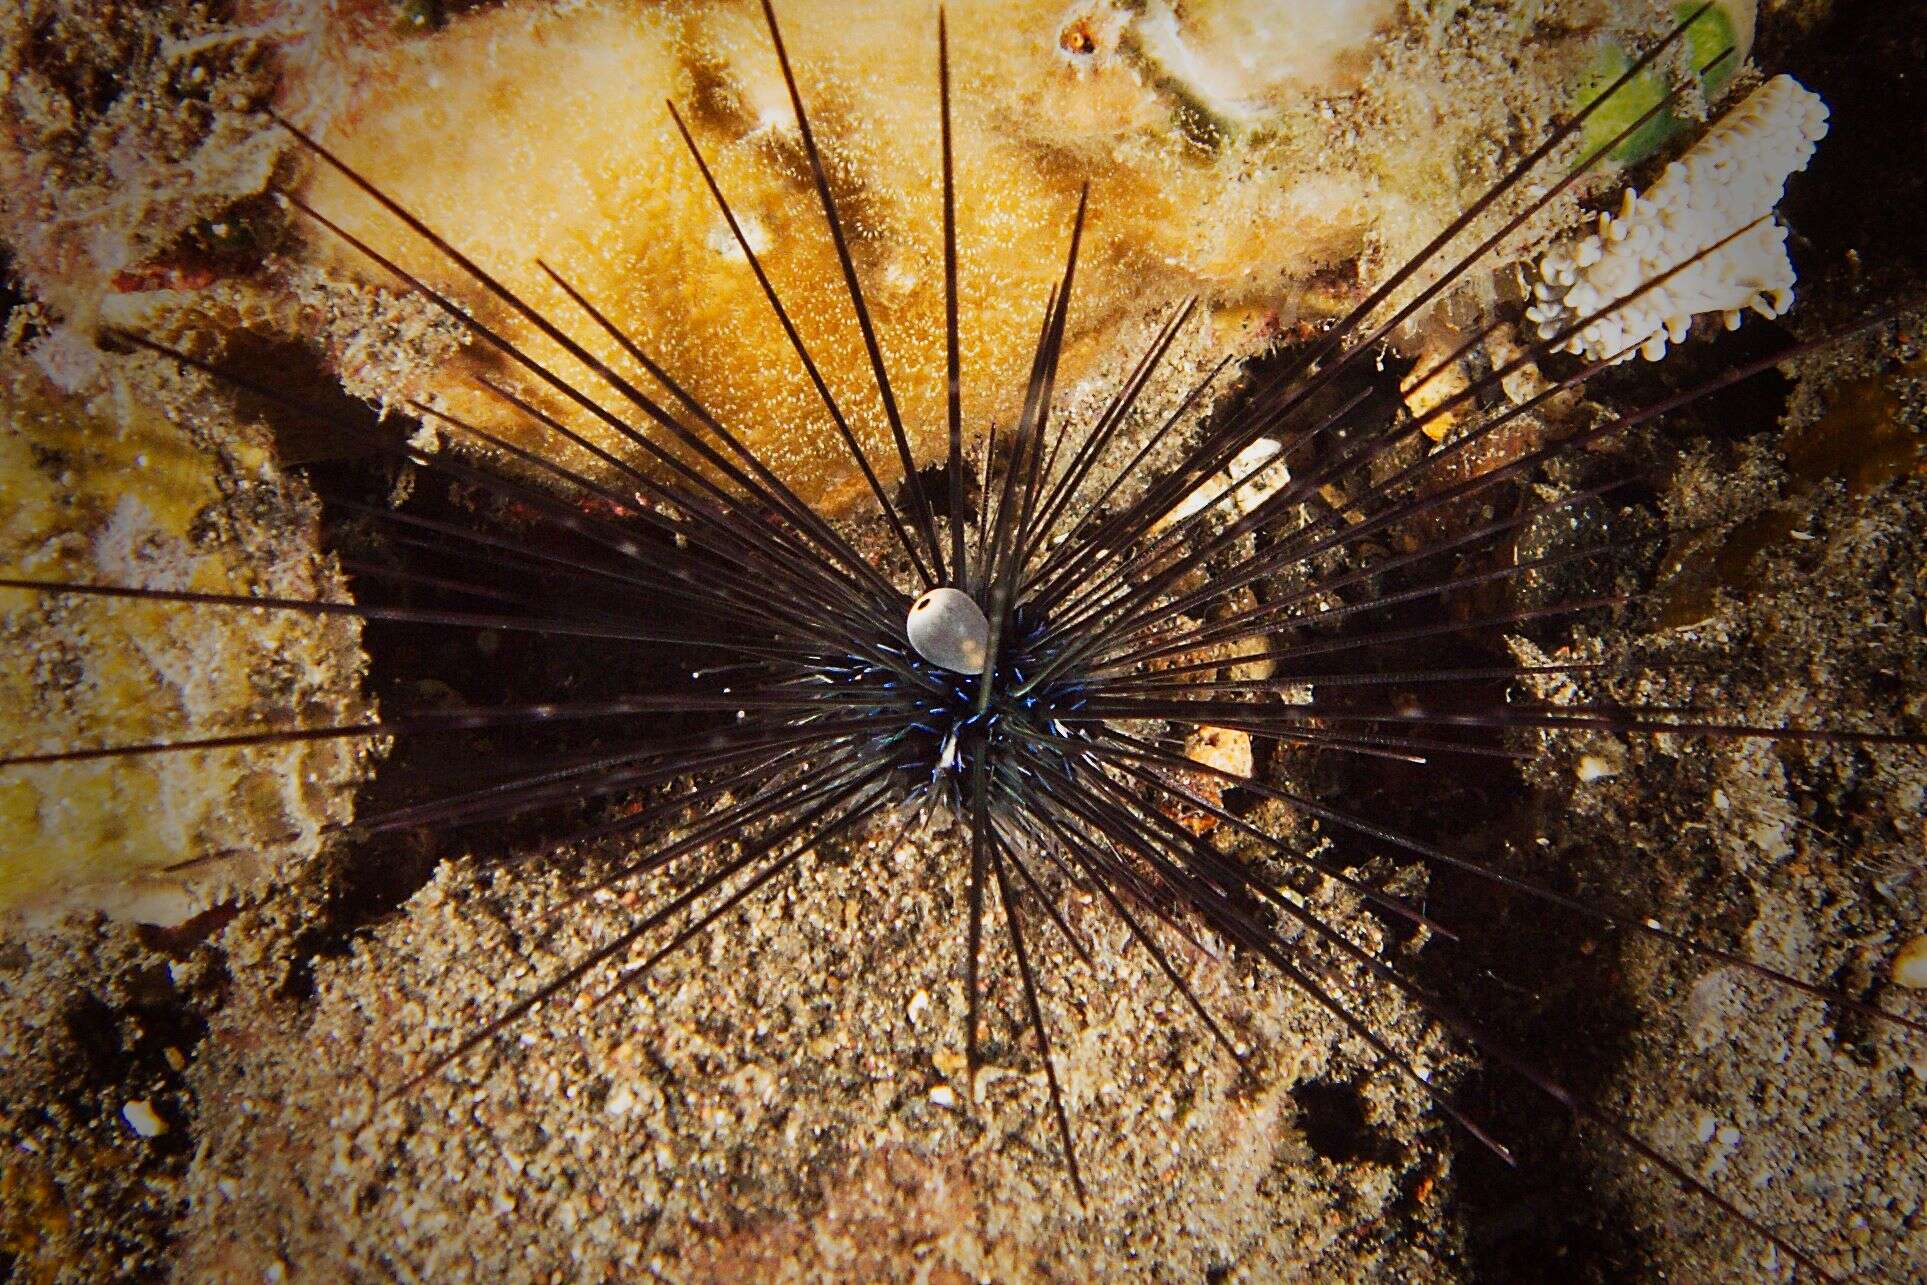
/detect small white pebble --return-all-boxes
[606,1083,636,1116]
[928,1084,958,1108]
[907,989,931,1025]
[1576,753,1618,783]
[1892,934,1927,990]
[122,1099,167,1138]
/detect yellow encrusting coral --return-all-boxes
[0,355,370,921]
[282,0,1629,511]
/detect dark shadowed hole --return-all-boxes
[0,248,24,332]
[902,457,979,523]
[137,905,240,959]
[1562,317,1798,448]
[61,993,127,1091]
[212,333,405,466]
[1291,1078,1403,1166]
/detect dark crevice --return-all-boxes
[211,333,405,467]
[1291,1078,1404,1166]
[56,973,211,1163]
[0,248,25,332]
[903,457,980,524]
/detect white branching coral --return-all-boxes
[1526,74,1829,364]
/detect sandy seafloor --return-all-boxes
[2,1,1925,1281]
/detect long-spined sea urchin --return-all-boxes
[2,3,1923,1279]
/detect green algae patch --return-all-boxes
[1578,3,1748,166]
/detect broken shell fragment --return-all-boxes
[907,588,990,675]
